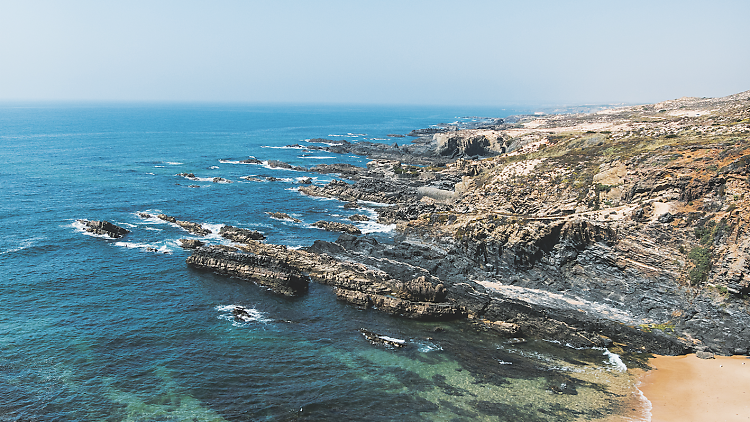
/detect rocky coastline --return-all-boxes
[81,91,750,356]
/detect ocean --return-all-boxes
[0,103,647,421]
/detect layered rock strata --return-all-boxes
[186,246,309,296]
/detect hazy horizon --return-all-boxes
[2,0,748,106]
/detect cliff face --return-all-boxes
[384,90,750,355]
[183,90,750,355]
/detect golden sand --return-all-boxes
[638,354,750,422]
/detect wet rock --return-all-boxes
[267,160,293,169]
[335,288,465,320]
[482,320,522,337]
[312,221,362,235]
[359,328,406,348]
[266,212,302,223]
[77,220,130,238]
[240,157,263,164]
[186,247,309,296]
[219,225,266,243]
[179,238,205,249]
[157,214,212,236]
[348,214,369,222]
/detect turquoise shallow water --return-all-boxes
[0,103,646,421]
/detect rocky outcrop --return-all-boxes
[348,214,369,222]
[157,214,212,236]
[77,220,130,238]
[219,225,266,242]
[393,275,447,302]
[266,212,302,223]
[179,238,205,249]
[435,133,494,157]
[336,289,465,320]
[186,246,309,296]
[312,221,362,235]
[359,328,406,348]
[300,179,419,204]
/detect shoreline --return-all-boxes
[634,354,750,422]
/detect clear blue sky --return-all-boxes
[1,0,748,105]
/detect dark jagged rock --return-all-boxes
[219,225,266,243]
[179,238,205,249]
[312,221,362,235]
[394,276,447,302]
[186,247,309,296]
[336,288,466,320]
[359,328,406,348]
[267,160,293,169]
[408,127,450,137]
[436,134,494,157]
[300,179,419,205]
[348,214,369,222]
[77,220,130,238]
[157,214,212,236]
[265,212,302,223]
[240,157,263,164]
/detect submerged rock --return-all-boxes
[77,220,130,238]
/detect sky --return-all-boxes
[1,0,748,106]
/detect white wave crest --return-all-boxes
[357,220,396,234]
[216,305,272,326]
[602,349,628,372]
[166,162,183,165]
[299,156,336,159]
[71,220,111,238]
[262,145,307,150]
[114,241,173,254]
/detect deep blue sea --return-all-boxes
[0,103,647,421]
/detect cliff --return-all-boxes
[180,90,750,355]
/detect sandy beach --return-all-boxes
[638,354,750,422]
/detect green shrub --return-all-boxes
[688,246,712,284]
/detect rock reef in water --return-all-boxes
[186,246,309,296]
[118,90,750,356]
[268,91,750,355]
[157,214,212,236]
[77,219,130,238]
[219,225,266,242]
[265,212,302,223]
[311,221,362,235]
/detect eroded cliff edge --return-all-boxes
[295,91,750,356]
[183,91,750,356]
